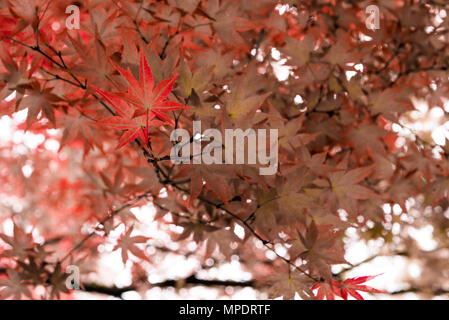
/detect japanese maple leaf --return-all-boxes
[324,165,382,213]
[99,167,125,197]
[205,0,259,50]
[311,281,337,300]
[0,270,32,299]
[17,83,61,129]
[266,271,314,300]
[205,228,240,258]
[67,34,116,87]
[175,221,219,242]
[48,264,71,300]
[368,88,408,120]
[332,275,385,300]
[96,114,165,149]
[284,146,342,177]
[113,226,150,264]
[282,35,315,68]
[172,164,232,209]
[328,165,380,200]
[0,51,32,105]
[346,123,387,157]
[323,30,361,67]
[223,74,271,122]
[253,190,278,239]
[0,223,35,260]
[59,113,101,153]
[274,169,317,222]
[17,256,45,284]
[7,0,38,35]
[296,221,347,281]
[93,49,191,125]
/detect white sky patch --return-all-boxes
[44,139,60,151]
[199,260,252,282]
[408,225,438,251]
[271,59,291,81]
[408,262,422,279]
[130,204,156,225]
[265,250,277,260]
[354,63,364,72]
[392,204,402,215]
[158,187,168,198]
[0,115,14,144]
[46,129,60,136]
[275,4,289,15]
[271,47,281,60]
[21,164,33,178]
[2,218,14,236]
[401,99,449,147]
[340,227,428,298]
[0,110,64,152]
[0,109,28,145]
[104,251,133,287]
[234,224,245,239]
[345,70,357,80]
[359,33,373,42]
[344,239,373,265]
[338,209,349,222]
[392,223,401,235]
[274,243,287,258]
[432,124,449,145]
[346,255,410,295]
[122,291,141,300]
[294,94,304,104]
[413,98,429,113]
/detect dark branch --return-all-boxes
[81,275,254,298]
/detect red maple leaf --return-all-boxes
[311,281,337,300]
[113,226,151,264]
[96,115,165,149]
[93,49,192,125]
[334,275,385,300]
[91,48,191,148]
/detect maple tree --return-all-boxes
[0,0,449,300]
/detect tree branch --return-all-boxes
[80,275,255,298]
